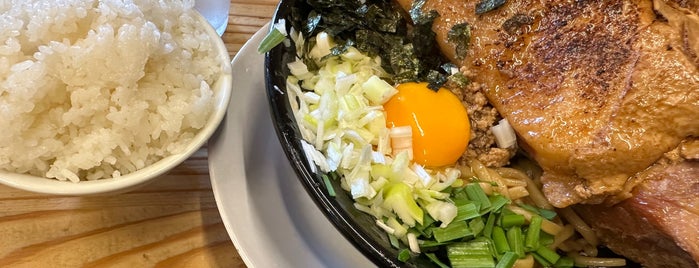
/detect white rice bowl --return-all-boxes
[0,0,232,194]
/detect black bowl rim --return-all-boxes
[262,0,413,267]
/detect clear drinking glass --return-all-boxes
[194,0,230,36]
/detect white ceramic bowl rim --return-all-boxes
[0,10,233,195]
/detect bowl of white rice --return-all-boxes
[0,0,232,195]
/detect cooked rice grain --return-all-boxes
[0,0,221,181]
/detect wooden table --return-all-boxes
[0,1,278,267]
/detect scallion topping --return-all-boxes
[500,214,526,228]
[555,256,575,268]
[447,239,496,268]
[519,203,557,220]
[506,227,524,258]
[398,248,412,262]
[535,245,561,265]
[426,252,450,268]
[434,221,473,243]
[483,212,497,238]
[465,183,492,210]
[321,174,336,197]
[257,20,288,53]
[454,201,482,222]
[495,252,518,268]
[524,215,542,251]
[492,226,510,254]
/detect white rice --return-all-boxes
[0,0,221,182]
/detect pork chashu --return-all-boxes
[395,0,699,207]
[574,148,699,267]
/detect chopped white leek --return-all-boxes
[425,200,458,227]
[408,233,421,253]
[492,118,517,148]
[411,163,434,188]
[288,59,311,79]
[309,32,334,59]
[362,75,398,105]
[376,219,396,234]
[389,126,413,160]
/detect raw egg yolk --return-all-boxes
[383,82,470,167]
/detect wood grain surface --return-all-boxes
[0,1,278,267]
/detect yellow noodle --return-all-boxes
[561,239,584,252]
[498,167,553,210]
[508,186,529,200]
[502,178,528,187]
[583,243,599,257]
[569,253,627,267]
[496,167,530,181]
[513,254,534,268]
[487,168,510,199]
[551,224,576,249]
[508,205,536,219]
[478,182,493,195]
[558,240,582,252]
[541,218,563,236]
[467,159,511,198]
[559,207,599,246]
[514,159,544,184]
[468,159,492,181]
[459,165,476,179]
[524,183,553,210]
[557,242,573,252]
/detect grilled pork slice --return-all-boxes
[395,0,699,207]
[574,156,699,267]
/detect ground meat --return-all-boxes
[447,67,516,167]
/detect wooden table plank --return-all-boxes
[0,1,276,267]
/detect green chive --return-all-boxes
[257,28,286,53]
[538,209,557,221]
[466,183,492,210]
[449,255,495,268]
[447,240,496,268]
[425,252,450,268]
[524,215,542,251]
[531,252,551,267]
[447,239,493,256]
[554,256,575,268]
[483,212,497,238]
[487,195,510,214]
[500,214,526,228]
[492,226,510,254]
[397,248,411,262]
[495,252,518,268]
[535,246,561,264]
[417,213,436,234]
[454,202,482,222]
[321,174,336,197]
[506,227,524,258]
[539,232,554,247]
[388,233,400,249]
[419,239,449,248]
[470,217,486,237]
[452,186,469,200]
[433,221,473,243]
[519,204,557,220]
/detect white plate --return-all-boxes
[208,26,374,267]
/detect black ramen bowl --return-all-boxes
[263,0,432,267]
